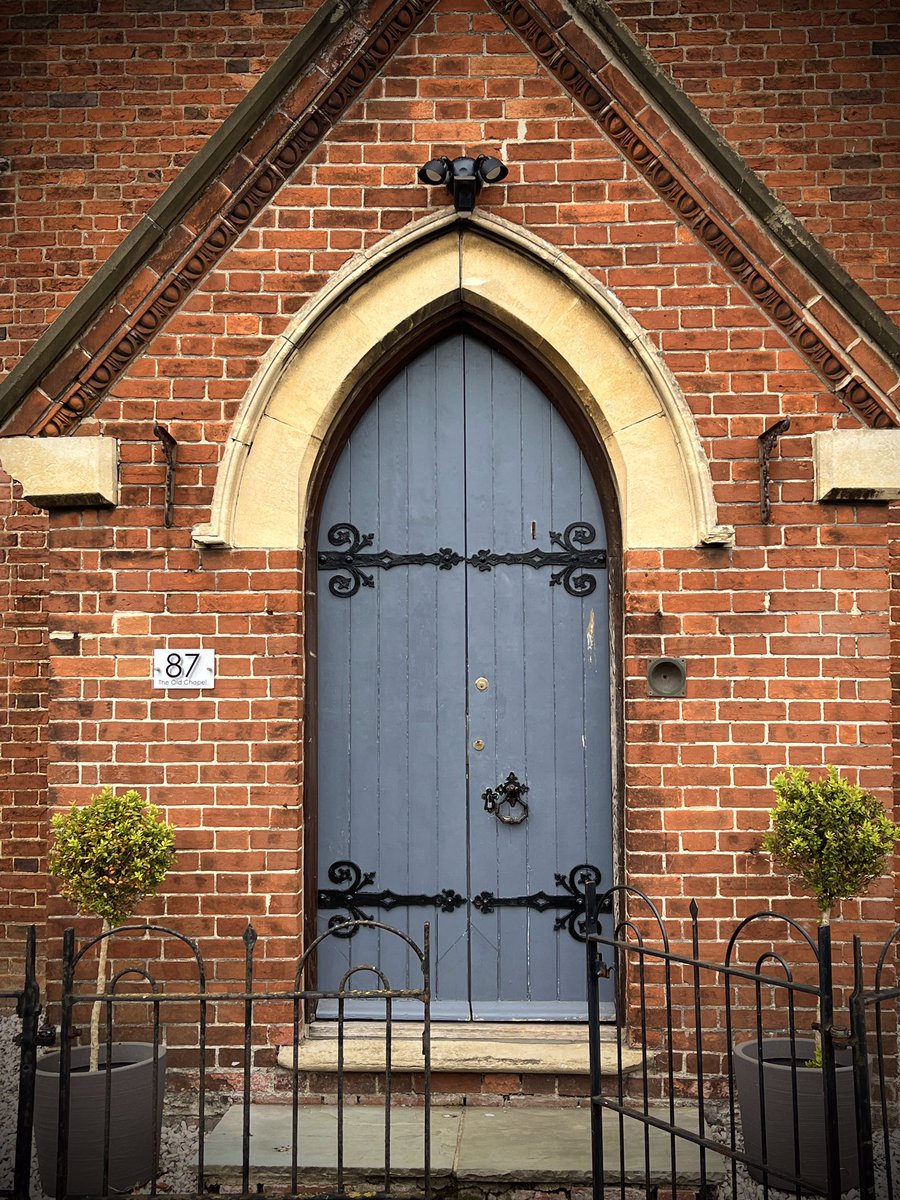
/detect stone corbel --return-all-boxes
[813,430,900,502]
[699,525,736,548]
[0,436,119,508]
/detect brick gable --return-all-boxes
[0,0,896,1055]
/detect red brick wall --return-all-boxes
[611,0,900,317]
[42,521,305,914]
[0,0,884,1058]
[0,474,49,984]
[1,0,899,379]
[36,512,305,1062]
[0,0,310,375]
[891,500,900,917]
[0,0,897,1079]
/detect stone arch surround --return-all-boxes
[193,212,726,551]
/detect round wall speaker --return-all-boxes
[647,656,687,697]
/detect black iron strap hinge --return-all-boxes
[317,861,466,937]
[317,521,607,598]
[473,864,611,943]
[318,860,610,942]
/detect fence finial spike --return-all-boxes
[689,898,699,920]
[243,923,258,949]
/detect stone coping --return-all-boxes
[0,435,118,508]
[275,1022,643,1076]
[812,429,900,500]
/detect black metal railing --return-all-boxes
[851,927,899,1200]
[4,918,432,1200]
[585,881,898,1200]
[5,902,896,1200]
[1,926,40,1200]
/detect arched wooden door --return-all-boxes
[314,331,614,1020]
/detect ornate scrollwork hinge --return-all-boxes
[317,860,466,937]
[318,861,610,943]
[472,864,609,942]
[318,522,607,598]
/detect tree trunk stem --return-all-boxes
[89,920,110,1073]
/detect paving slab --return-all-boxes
[204,1104,460,1176]
[455,1106,724,1184]
[203,1103,724,1186]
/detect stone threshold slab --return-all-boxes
[276,1022,643,1076]
[203,1102,723,1185]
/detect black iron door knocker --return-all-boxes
[482,772,529,825]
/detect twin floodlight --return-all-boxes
[417,155,509,212]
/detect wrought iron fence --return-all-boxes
[6,900,898,1200]
[851,927,900,1200]
[1,926,40,1200]
[585,881,898,1200]
[4,918,432,1200]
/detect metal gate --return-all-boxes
[584,882,898,1200]
[2,919,432,1200]
[315,330,614,1020]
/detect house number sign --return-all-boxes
[152,648,216,689]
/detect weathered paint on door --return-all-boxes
[315,332,613,1020]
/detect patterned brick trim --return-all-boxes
[570,0,900,373]
[488,0,898,429]
[30,0,440,437]
[15,0,900,436]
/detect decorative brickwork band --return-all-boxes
[31,0,440,438]
[489,0,897,429]
[28,0,898,436]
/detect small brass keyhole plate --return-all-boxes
[475,677,489,691]
[473,739,485,751]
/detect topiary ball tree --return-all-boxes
[762,766,900,927]
[49,787,176,1070]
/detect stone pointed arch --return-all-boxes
[193,212,727,551]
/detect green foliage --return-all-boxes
[762,767,900,919]
[49,787,176,927]
[804,1042,824,1070]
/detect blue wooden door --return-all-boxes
[316,332,613,1020]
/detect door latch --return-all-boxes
[482,772,529,825]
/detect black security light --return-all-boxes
[418,157,451,185]
[477,155,507,183]
[417,154,509,212]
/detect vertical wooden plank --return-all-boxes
[517,367,560,1007]
[467,341,530,1012]
[463,338,502,1012]
[399,337,468,1008]
[542,401,611,1012]
[317,393,383,1001]
[316,337,469,1017]
[466,337,613,1018]
[369,366,414,995]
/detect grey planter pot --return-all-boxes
[733,1037,858,1195]
[34,1042,167,1197]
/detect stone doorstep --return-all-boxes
[203,1103,724,1186]
[275,1023,644,1076]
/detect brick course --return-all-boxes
[2,0,900,379]
[0,472,49,981]
[0,0,897,1089]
